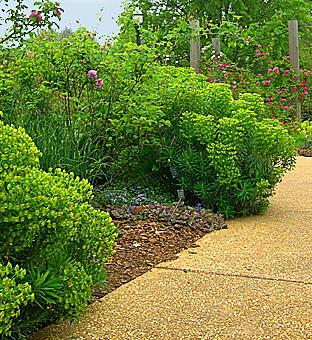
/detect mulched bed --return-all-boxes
[298,148,312,157]
[94,204,227,298]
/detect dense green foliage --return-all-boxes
[0,263,33,337]
[0,120,118,337]
[0,29,297,218]
[140,66,296,217]
[132,0,311,66]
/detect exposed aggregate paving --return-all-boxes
[35,157,312,339]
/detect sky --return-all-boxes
[1,0,126,39]
[57,0,125,38]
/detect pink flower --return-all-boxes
[272,116,277,120]
[268,60,273,63]
[224,71,230,78]
[256,81,260,85]
[268,97,273,102]
[258,44,262,48]
[87,70,97,78]
[55,8,62,17]
[95,78,103,89]
[273,67,279,72]
[232,85,237,89]
[304,87,308,91]
[268,68,273,73]
[258,73,263,77]
[264,80,271,86]
[284,69,290,74]
[29,11,43,22]
[304,91,309,95]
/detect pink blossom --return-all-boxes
[265,53,270,57]
[258,44,262,48]
[268,60,273,63]
[258,73,263,77]
[95,78,103,89]
[87,70,97,78]
[232,85,237,89]
[55,8,62,17]
[272,116,277,120]
[279,98,286,101]
[264,80,271,86]
[304,87,308,91]
[29,11,43,22]
[224,71,230,78]
[268,68,273,72]
[256,53,262,57]
[284,69,290,74]
[304,91,309,95]
[256,81,260,85]
[273,67,279,72]
[268,97,273,102]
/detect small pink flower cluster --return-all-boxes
[87,70,103,89]
[219,63,229,70]
[29,11,42,22]
[298,79,309,100]
[268,67,279,73]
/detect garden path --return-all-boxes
[35,157,312,339]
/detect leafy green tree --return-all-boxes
[130,0,311,67]
[0,0,63,45]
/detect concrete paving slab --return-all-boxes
[35,269,312,339]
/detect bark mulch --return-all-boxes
[298,148,312,157]
[94,204,227,298]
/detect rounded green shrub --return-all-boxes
[0,121,118,336]
[172,108,296,217]
[0,120,41,173]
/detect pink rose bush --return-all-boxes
[87,70,104,89]
[202,44,310,122]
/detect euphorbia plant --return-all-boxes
[0,0,63,45]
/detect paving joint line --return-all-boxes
[156,266,312,285]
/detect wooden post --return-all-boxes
[288,20,301,120]
[212,38,221,55]
[189,19,201,74]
